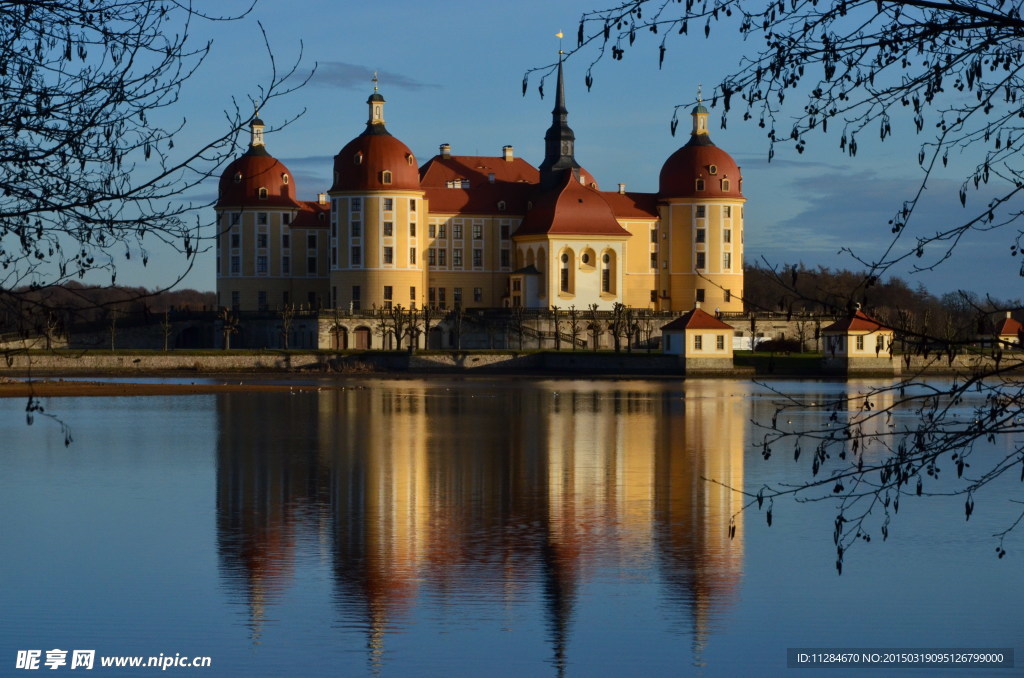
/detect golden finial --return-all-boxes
[556,31,564,55]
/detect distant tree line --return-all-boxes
[0,282,216,340]
[743,263,1021,345]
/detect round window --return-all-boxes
[581,253,590,265]
[602,254,610,264]
[709,164,718,175]
[561,253,569,264]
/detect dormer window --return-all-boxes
[721,179,730,191]
[709,164,718,175]
[695,179,705,191]
[497,201,506,211]
[354,152,363,165]
[406,154,415,166]
[381,170,393,185]
[233,172,242,184]
[282,174,289,185]
[258,187,268,200]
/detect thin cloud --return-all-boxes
[310,62,439,91]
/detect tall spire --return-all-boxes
[539,50,582,190]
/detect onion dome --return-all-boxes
[659,92,742,200]
[516,172,629,237]
[330,87,420,192]
[217,116,299,208]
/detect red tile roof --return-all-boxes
[217,150,302,210]
[515,172,631,238]
[997,314,1024,337]
[291,200,329,229]
[600,191,658,219]
[420,155,538,214]
[822,309,889,333]
[661,307,733,331]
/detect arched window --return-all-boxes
[601,252,615,294]
[282,174,289,185]
[406,154,415,166]
[258,187,268,200]
[233,172,242,184]
[354,152,363,165]
[695,178,705,191]
[381,170,393,185]
[721,179,730,191]
[560,252,571,293]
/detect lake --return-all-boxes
[1,377,1020,676]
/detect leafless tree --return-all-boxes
[0,1,309,341]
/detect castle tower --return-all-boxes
[328,79,427,317]
[216,116,329,315]
[657,91,745,313]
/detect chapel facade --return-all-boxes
[215,63,746,316]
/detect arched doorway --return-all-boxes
[353,326,371,349]
[332,326,348,350]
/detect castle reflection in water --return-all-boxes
[215,379,747,672]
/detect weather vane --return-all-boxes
[697,83,703,104]
[556,30,564,55]
[372,71,379,91]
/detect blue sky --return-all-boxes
[126,0,1021,300]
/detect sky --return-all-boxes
[118,0,1023,300]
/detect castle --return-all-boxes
[214,61,746,347]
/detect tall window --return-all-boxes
[439,249,447,266]
[383,221,393,236]
[696,288,705,303]
[307,234,316,249]
[351,285,361,311]
[452,249,462,267]
[472,224,482,240]
[428,249,436,266]
[257,291,267,311]
[473,287,482,302]
[383,246,393,264]
[383,198,394,211]
[438,224,446,238]
[383,285,392,309]
[694,335,703,351]
[453,223,463,240]
[256,255,268,274]
[500,224,510,240]
[230,256,240,274]
[307,256,316,274]
[500,249,510,268]
[409,247,417,264]
[650,229,658,243]
[231,233,240,248]
[560,253,570,292]
[696,205,706,218]
[724,205,732,218]
[351,246,361,266]
[352,221,361,237]
[257,233,268,248]
[409,198,417,212]
[723,252,732,269]
[453,288,462,305]
[282,256,290,274]
[724,229,732,243]
[696,229,705,243]
[429,224,436,237]
[602,268,610,293]
[257,212,268,225]
[351,197,361,211]
[716,335,725,350]
[650,252,657,269]
[409,223,417,237]
[696,252,706,269]
[381,170,393,185]
[472,249,482,267]
[282,233,290,248]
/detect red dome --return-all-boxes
[331,132,420,192]
[217,148,300,209]
[659,138,743,199]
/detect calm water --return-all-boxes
[1,377,1021,677]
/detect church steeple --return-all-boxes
[539,54,582,190]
